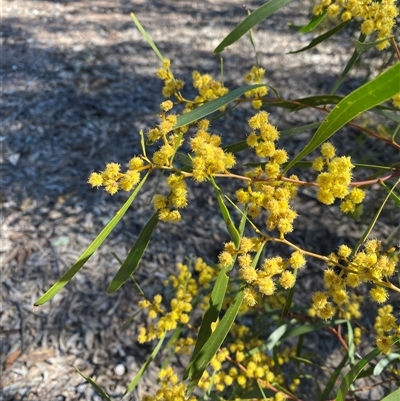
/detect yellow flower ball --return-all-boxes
[279,270,296,289]
[370,286,388,303]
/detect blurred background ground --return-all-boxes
[1,1,399,400]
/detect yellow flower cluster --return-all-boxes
[156,59,185,98]
[184,71,229,113]
[375,305,399,354]
[245,66,268,109]
[137,259,218,343]
[392,93,400,109]
[148,112,178,144]
[190,119,236,182]
[237,178,299,235]
[313,142,365,212]
[153,174,188,222]
[137,263,194,343]
[219,237,306,306]
[193,257,218,289]
[198,323,296,395]
[312,0,398,50]
[142,366,197,401]
[310,239,397,319]
[148,101,183,168]
[236,112,300,234]
[173,337,196,355]
[88,157,145,195]
[246,111,280,160]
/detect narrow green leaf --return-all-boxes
[290,356,326,370]
[238,204,248,236]
[173,152,193,168]
[330,33,366,94]
[122,334,166,398]
[248,320,347,356]
[34,172,149,306]
[139,130,147,159]
[211,178,240,247]
[381,180,400,207]
[184,266,230,380]
[185,288,244,396]
[289,95,343,110]
[239,387,275,399]
[347,321,355,365]
[372,108,400,123]
[319,353,348,401]
[260,95,344,111]
[353,178,400,254]
[283,63,400,174]
[382,388,400,401]
[130,13,164,62]
[108,212,159,293]
[356,365,375,379]
[336,347,382,401]
[222,140,248,154]
[288,21,349,54]
[256,379,270,401]
[265,324,288,350]
[279,122,323,137]
[288,12,327,33]
[214,0,295,54]
[272,383,296,398]
[354,37,391,54]
[246,9,259,66]
[280,319,347,340]
[74,367,112,401]
[174,85,264,129]
[373,353,400,376]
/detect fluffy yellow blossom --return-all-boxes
[321,142,336,159]
[241,265,258,283]
[119,170,140,191]
[312,156,325,171]
[370,286,388,303]
[392,93,400,109]
[129,156,144,170]
[190,121,236,181]
[188,71,229,111]
[376,335,393,354]
[143,367,197,401]
[257,276,276,296]
[88,158,146,194]
[104,181,118,195]
[317,302,336,320]
[160,100,174,112]
[327,3,340,17]
[279,270,296,289]
[289,251,306,268]
[312,0,399,50]
[332,288,349,305]
[337,244,352,259]
[316,147,354,207]
[240,237,255,253]
[238,253,252,269]
[312,291,328,309]
[88,172,103,187]
[245,66,268,109]
[219,251,234,267]
[156,59,184,98]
